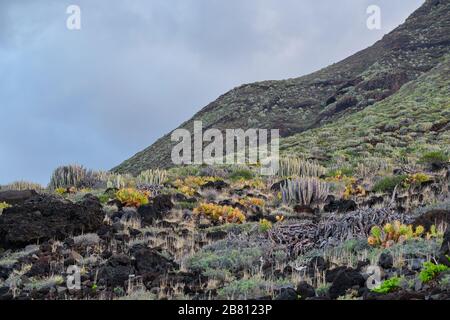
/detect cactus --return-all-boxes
[136,169,168,186]
[49,165,100,189]
[106,173,136,189]
[280,177,329,206]
[279,157,326,178]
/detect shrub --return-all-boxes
[177,201,197,210]
[368,221,425,248]
[372,175,408,193]
[167,165,201,179]
[194,203,246,224]
[97,193,111,204]
[326,168,354,179]
[0,202,11,215]
[174,176,217,188]
[279,157,326,178]
[372,276,403,294]
[73,233,100,246]
[343,184,366,199]
[419,262,449,283]
[55,187,67,195]
[217,278,279,300]
[259,219,273,232]
[1,181,44,191]
[420,151,448,166]
[404,173,431,188]
[280,178,329,205]
[178,185,197,197]
[229,168,254,181]
[186,240,266,275]
[116,188,150,207]
[239,197,265,208]
[106,173,136,189]
[174,176,218,196]
[373,173,432,193]
[426,225,444,240]
[232,178,266,190]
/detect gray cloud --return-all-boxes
[0,0,424,184]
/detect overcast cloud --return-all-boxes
[0,0,424,185]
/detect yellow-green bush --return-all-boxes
[239,197,265,208]
[0,202,11,215]
[174,176,218,196]
[259,219,273,232]
[194,203,246,224]
[116,188,150,207]
[368,221,426,248]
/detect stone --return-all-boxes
[296,281,315,300]
[329,268,365,299]
[409,258,425,271]
[0,190,38,206]
[378,252,394,269]
[274,287,298,300]
[307,256,328,276]
[200,180,229,190]
[138,194,173,226]
[98,254,135,288]
[205,230,228,241]
[0,194,104,249]
[324,199,357,213]
[438,227,450,267]
[413,210,450,232]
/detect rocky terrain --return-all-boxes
[0,158,449,300]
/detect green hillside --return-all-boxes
[280,56,450,167]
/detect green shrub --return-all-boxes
[419,262,449,283]
[177,201,197,210]
[420,151,448,166]
[0,202,12,215]
[259,219,273,233]
[326,167,354,178]
[97,194,111,204]
[229,168,254,181]
[167,166,201,180]
[372,276,403,294]
[217,278,279,300]
[372,175,408,193]
[187,247,263,274]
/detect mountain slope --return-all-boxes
[113,0,450,175]
[280,55,450,164]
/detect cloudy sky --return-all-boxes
[0,0,424,185]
